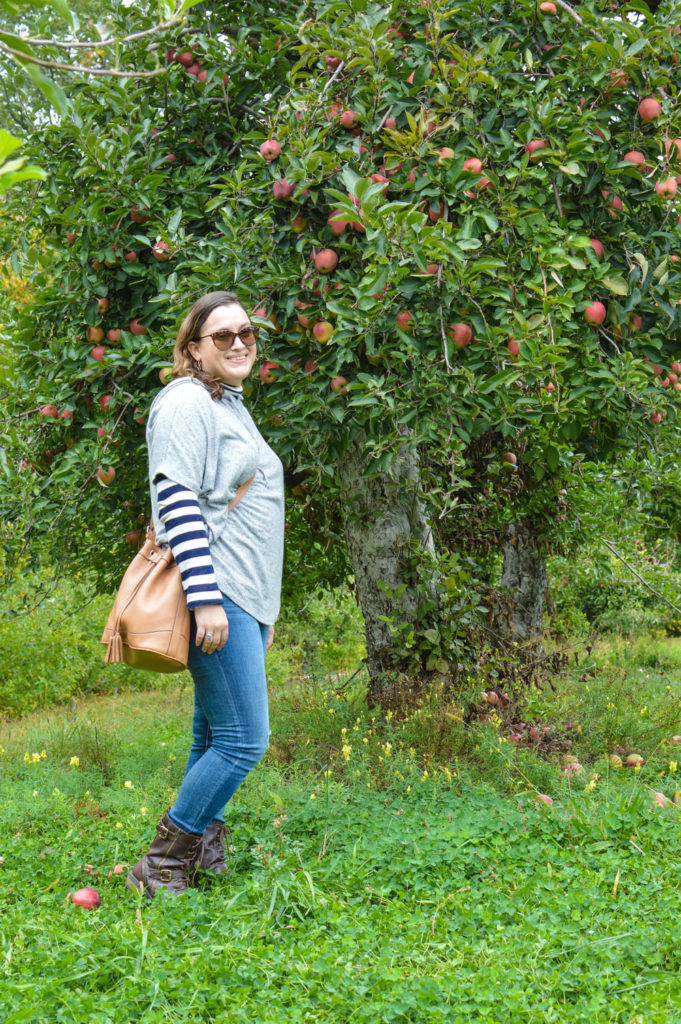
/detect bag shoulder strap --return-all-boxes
[228,473,256,512]
[146,473,256,540]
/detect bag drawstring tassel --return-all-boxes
[106,631,124,664]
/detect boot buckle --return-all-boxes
[160,868,172,882]
[157,824,170,839]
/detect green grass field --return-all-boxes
[2,591,681,1023]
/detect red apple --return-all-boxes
[304,358,318,375]
[609,68,628,88]
[626,752,644,767]
[87,326,104,343]
[629,314,643,331]
[330,375,349,394]
[129,319,147,336]
[130,204,149,224]
[40,404,59,418]
[437,147,455,163]
[339,110,359,129]
[328,211,349,235]
[535,793,553,806]
[71,887,101,910]
[97,297,109,313]
[325,55,342,71]
[60,409,73,421]
[152,240,173,260]
[272,179,295,200]
[290,214,307,233]
[502,452,517,466]
[107,328,121,343]
[396,311,413,330]
[90,345,106,361]
[99,394,112,412]
[507,338,520,357]
[313,321,333,343]
[133,408,146,425]
[584,301,606,325]
[66,231,77,244]
[638,96,661,122]
[315,249,338,274]
[623,150,646,166]
[602,190,623,215]
[656,177,678,200]
[447,323,473,349]
[259,361,279,383]
[525,139,548,159]
[463,157,483,173]
[539,1,556,12]
[177,51,194,67]
[260,139,281,162]
[124,251,138,262]
[590,238,605,260]
[96,465,115,485]
[665,139,681,160]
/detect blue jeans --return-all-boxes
[168,595,270,835]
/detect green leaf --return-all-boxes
[603,276,628,297]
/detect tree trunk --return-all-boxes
[497,523,548,650]
[337,435,437,708]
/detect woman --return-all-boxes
[126,290,285,899]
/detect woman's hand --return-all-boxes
[194,604,229,654]
[266,625,275,651]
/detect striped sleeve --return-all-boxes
[154,475,223,610]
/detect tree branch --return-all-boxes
[0,41,168,77]
[602,537,681,616]
[18,17,182,50]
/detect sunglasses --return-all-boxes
[197,326,259,350]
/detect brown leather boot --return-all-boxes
[126,812,204,899]
[190,820,232,882]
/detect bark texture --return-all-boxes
[498,523,548,648]
[338,436,436,706]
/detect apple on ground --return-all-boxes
[96,465,115,485]
[70,887,101,910]
[535,793,553,806]
[625,752,644,767]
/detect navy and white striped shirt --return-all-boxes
[155,476,222,609]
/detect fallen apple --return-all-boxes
[71,887,101,910]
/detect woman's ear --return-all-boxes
[187,340,201,363]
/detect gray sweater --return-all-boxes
[147,377,285,625]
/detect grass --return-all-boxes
[2,594,681,1022]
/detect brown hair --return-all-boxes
[171,290,249,401]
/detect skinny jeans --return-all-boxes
[168,595,270,835]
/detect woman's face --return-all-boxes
[187,302,258,387]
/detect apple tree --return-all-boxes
[2,0,681,708]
